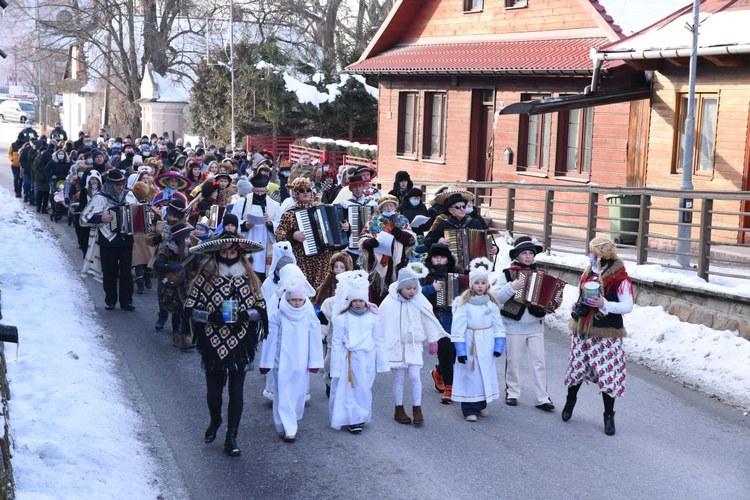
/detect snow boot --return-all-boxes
[204,414,222,444]
[394,405,411,425]
[224,428,241,457]
[604,411,616,436]
[412,406,424,426]
[431,367,445,393]
[180,332,195,352]
[441,385,453,405]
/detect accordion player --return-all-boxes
[502,269,566,316]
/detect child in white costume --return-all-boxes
[329,277,390,433]
[451,258,506,422]
[259,279,324,442]
[379,263,446,426]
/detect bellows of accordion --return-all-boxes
[512,270,566,313]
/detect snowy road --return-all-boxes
[0,128,748,499]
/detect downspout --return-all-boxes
[587,49,603,94]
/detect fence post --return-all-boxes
[543,189,554,250]
[506,187,516,235]
[697,198,712,280]
[637,194,650,265]
[586,192,598,251]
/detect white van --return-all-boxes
[0,100,36,123]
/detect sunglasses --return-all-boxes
[451,204,467,210]
[298,189,312,193]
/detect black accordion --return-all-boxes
[347,205,375,249]
[295,205,348,256]
[446,228,489,270]
[435,273,469,310]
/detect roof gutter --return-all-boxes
[345,68,597,76]
[593,43,750,61]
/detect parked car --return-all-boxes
[0,100,36,123]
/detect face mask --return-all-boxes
[125,152,134,159]
[26,123,32,129]
[217,254,240,266]
[381,210,395,218]
[466,206,474,214]
[142,152,150,157]
[323,166,329,172]
[432,264,448,274]
[409,198,420,206]
[57,154,64,160]
[254,193,266,202]
[86,159,93,165]
[85,141,93,147]
[77,172,84,178]
[589,255,597,268]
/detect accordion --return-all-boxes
[295,205,348,256]
[446,228,490,270]
[347,205,375,249]
[109,203,152,235]
[208,204,225,230]
[435,273,469,310]
[507,270,566,314]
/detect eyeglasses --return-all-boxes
[451,204,467,210]
[298,189,312,193]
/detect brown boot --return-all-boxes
[180,332,195,352]
[172,331,180,347]
[441,385,453,405]
[394,405,411,424]
[412,406,424,425]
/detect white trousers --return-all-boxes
[392,365,422,406]
[504,332,551,405]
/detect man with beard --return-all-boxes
[81,170,138,311]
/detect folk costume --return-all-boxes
[450,260,506,419]
[493,236,554,410]
[358,195,416,305]
[151,171,191,218]
[259,280,325,442]
[185,233,268,456]
[329,278,390,432]
[563,236,633,436]
[379,264,446,426]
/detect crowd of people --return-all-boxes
[8,126,633,454]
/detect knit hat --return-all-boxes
[404,187,423,201]
[589,236,617,260]
[509,236,543,260]
[377,195,399,211]
[193,222,213,241]
[468,257,493,288]
[345,277,369,303]
[395,262,427,290]
[132,155,144,166]
[284,281,308,301]
[169,222,194,242]
[222,213,239,228]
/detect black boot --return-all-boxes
[204,414,222,443]
[561,396,577,422]
[224,428,241,457]
[603,412,616,436]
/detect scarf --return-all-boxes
[279,297,312,323]
[468,294,490,305]
[102,183,126,204]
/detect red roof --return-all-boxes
[347,37,617,75]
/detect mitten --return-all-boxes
[208,310,225,327]
[309,368,320,374]
[457,355,468,364]
[259,368,270,375]
[493,337,506,357]
[428,342,438,355]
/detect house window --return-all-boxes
[463,0,483,12]
[518,108,552,171]
[423,92,447,160]
[505,0,528,8]
[559,107,594,175]
[397,92,419,157]
[674,93,718,174]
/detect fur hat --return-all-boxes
[277,265,316,297]
[269,241,297,277]
[289,177,312,193]
[329,251,353,271]
[395,170,411,183]
[131,181,152,202]
[284,281,308,301]
[345,277,370,303]
[589,236,617,260]
[377,195,399,211]
[395,262,427,291]
[509,236,543,260]
[468,257,493,288]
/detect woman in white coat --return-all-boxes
[451,259,506,422]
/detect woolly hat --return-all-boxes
[509,236,543,260]
[90,148,104,160]
[222,213,239,229]
[404,187,423,201]
[236,178,252,196]
[193,222,213,242]
[169,222,194,242]
[377,195,399,211]
[132,155,144,165]
[589,236,617,260]
[345,276,369,303]
[468,257,493,288]
[396,262,427,291]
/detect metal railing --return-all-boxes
[406,181,750,281]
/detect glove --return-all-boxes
[259,368,270,375]
[167,263,182,272]
[428,342,438,355]
[208,310,225,327]
[494,351,502,357]
[493,337,506,357]
[309,368,319,374]
[457,355,468,364]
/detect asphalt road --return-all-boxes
[1,135,749,499]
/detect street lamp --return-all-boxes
[229,0,235,150]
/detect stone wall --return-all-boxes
[542,261,750,340]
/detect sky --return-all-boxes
[0,118,748,496]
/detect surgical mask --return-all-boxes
[589,255,597,268]
[86,159,93,165]
[77,172,84,178]
[85,141,93,147]
[409,198,420,206]
[466,205,474,214]
[142,151,150,157]
[381,210,395,217]
[57,154,64,160]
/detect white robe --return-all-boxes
[260,301,324,437]
[231,194,281,275]
[329,309,390,429]
[379,284,446,368]
[450,298,506,403]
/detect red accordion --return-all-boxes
[511,270,566,313]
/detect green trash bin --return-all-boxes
[605,194,640,245]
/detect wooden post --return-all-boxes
[637,194,650,265]
[586,192,598,251]
[543,189,554,250]
[506,187,516,235]
[697,198,712,280]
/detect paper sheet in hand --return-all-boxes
[374,231,394,257]
[410,215,431,230]
[244,212,266,226]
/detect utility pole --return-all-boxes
[676,0,700,267]
[229,0,236,150]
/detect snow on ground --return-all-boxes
[0,189,159,498]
